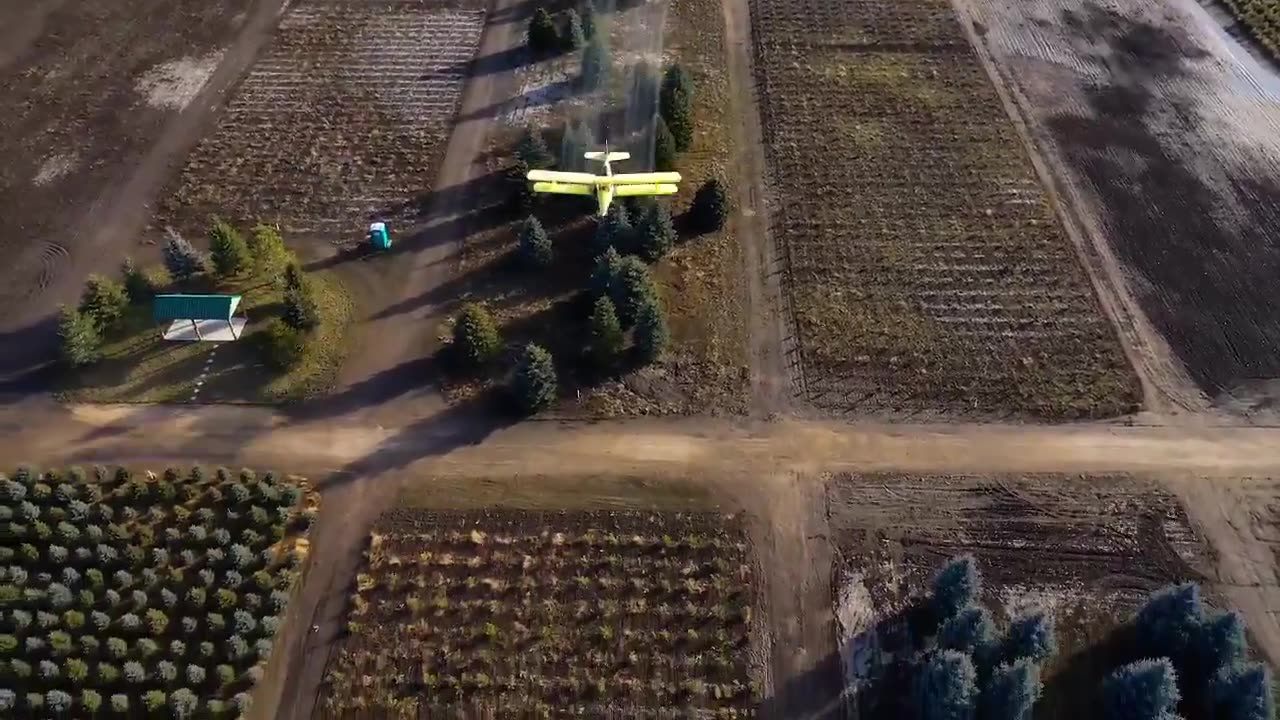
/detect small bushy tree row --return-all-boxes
[0,465,308,717]
[1103,582,1274,720]
[913,555,1058,720]
[527,2,593,56]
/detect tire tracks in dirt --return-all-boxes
[722,0,795,417]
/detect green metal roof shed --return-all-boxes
[153,294,246,342]
[153,294,241,322]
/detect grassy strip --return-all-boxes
[61,271,353,404]
[395,472,719,511]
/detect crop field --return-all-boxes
[828,472,1207,720]
[748,0,1139,418]
[962,0,1280,416]
[0,466,318,716]
[155,0,484,241]
[320,509,757,718]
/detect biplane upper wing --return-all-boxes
[526,170,600,184]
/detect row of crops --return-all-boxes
[319,510,758,718]
[1,466,317,717]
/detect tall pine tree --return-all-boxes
[660,65,694,151]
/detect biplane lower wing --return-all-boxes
[613,183,680,196]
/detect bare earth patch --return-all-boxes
[134,51,225,110]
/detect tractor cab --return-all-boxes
[368,222,391,250]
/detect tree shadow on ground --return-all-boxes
[456,78,577,122]
[315,389,514,492]
[0,314,60,396]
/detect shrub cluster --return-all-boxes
[0,465,313,716]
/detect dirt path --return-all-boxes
[1167,475,1280,669]
[269,0,529,714]
[722,0,794,416]
[331,0,511,397]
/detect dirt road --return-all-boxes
[722,0,794,416]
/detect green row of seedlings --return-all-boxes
[58,217,323,373]
[0,466,317,718]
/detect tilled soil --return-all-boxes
[958,0,1280,418]
[154,0,486,246]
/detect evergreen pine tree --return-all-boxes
[981,659,1042,720]
[660,65,694,151]
[690,177,729,233]
[248,224,294,276]
[581,35,611,92]
[634,297,668,363]
[516,127,555,170]
[589,247,623,299]
[914,650,978,720]
[209,217,250,278]
[594,202,632,254]
[452,303,502,370]
[932,555,983,622]
[1210,662,1274,720]
[637,201,676,262]
[518,216,553,268]
[527,7,559,54]
[79,275,129,332]
[58,306,102,368]
[580,0,597,40]
[512,343,557,414]
[282,285,319,331]
[508,158,536,213]
[654,115,678,172]
[120,258,157,304]
[561,9,586,50]
[1102,659,1180,720]
[161,229,207,282]
[588,296,623,367]
[610,256,658,327]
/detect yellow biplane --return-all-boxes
[527,149,681,216]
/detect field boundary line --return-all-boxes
[947,0,1211,420]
